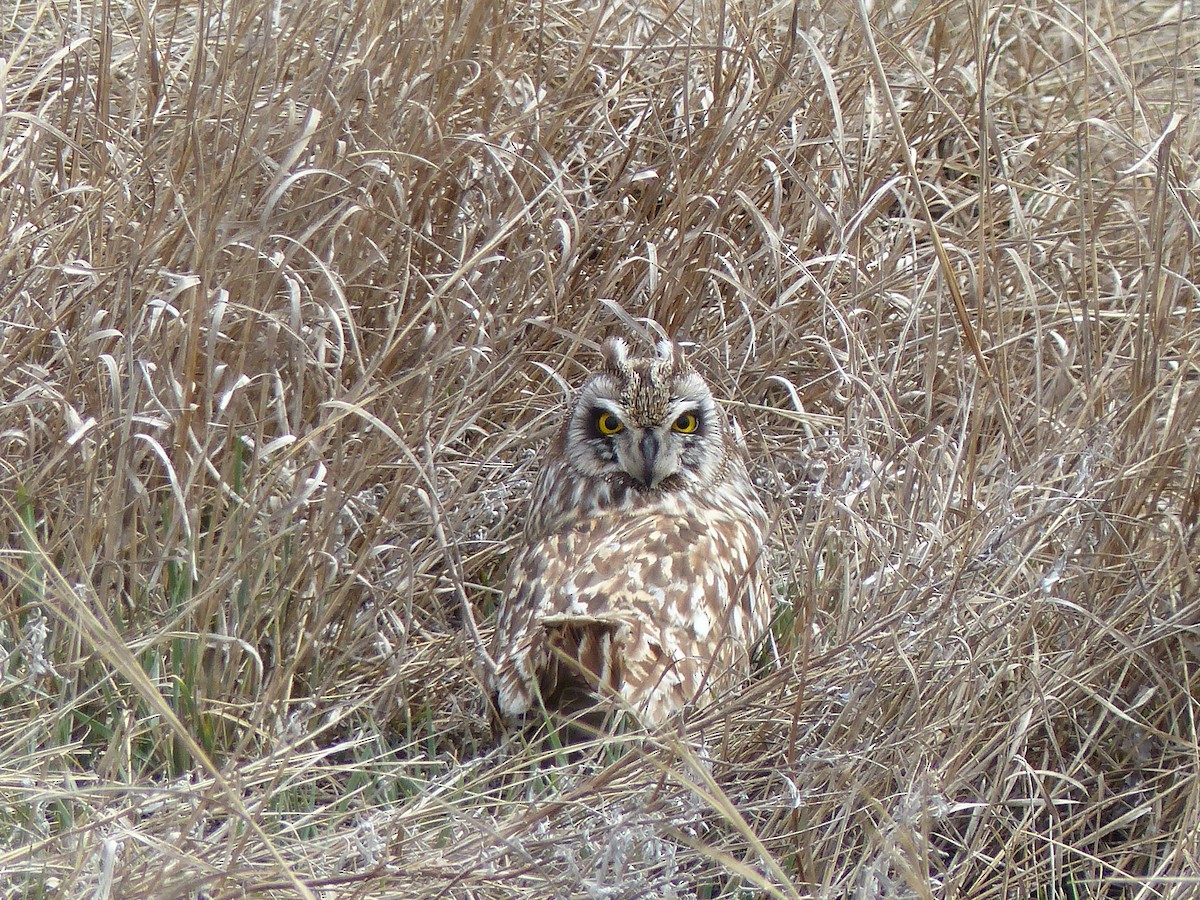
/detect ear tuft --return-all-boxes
[601,337,630,372]
[656,339,688,373]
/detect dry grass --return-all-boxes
[2,0,1199,895]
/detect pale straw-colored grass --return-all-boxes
[2,0,1199,895]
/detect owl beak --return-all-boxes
[638,432,661,488]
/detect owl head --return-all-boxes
[563,338,731,491]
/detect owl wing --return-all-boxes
[489,510,768,724]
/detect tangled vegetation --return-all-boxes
[2,0,1199,895]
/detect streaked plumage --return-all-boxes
[489,338,771,727]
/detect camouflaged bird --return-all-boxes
[489,337,771,727]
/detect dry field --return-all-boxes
[2,0,1199,896]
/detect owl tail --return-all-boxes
[537,614,627,717]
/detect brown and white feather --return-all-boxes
[489,338,771,727]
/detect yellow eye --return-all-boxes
[596,411,624,435]
[672,412,699,434]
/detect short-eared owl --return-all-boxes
[490,338,771,727]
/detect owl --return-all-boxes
[489,337,771,728]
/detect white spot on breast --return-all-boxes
[564,583,586,615]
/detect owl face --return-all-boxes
[564,338,727,491]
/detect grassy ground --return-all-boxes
[2,0,1199,896]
